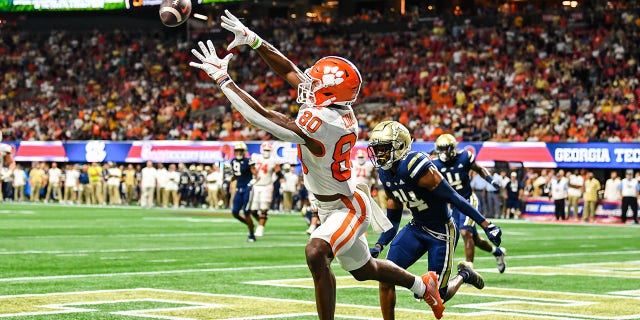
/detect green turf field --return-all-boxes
[1,203,639,319]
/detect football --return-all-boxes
[159,0,192,27]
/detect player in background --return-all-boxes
[63,164,80,205]
[44,162,63,203]
[368,121,503,319]
[178,164,191,207]
[0,133,14,171]
[352,148,377,189]
[205,164,223,209]
[249,141,280,237]
[190,12,445,319]
[0,132,15,202]
[106,162,122,205]
[431,134,507,273]
[139,161,157,208]
[229,142,257,242]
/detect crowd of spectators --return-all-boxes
[1,4,640,143]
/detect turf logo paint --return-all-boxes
[251,276,640,319]
[0,288,432,319]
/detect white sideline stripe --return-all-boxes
[0,265,309,283]
[0,243,304,255]
[6,231,306,240]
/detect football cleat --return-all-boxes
[495,247,507,273]
[457,261,484,289]
[422,271,445,319]
[255,225,264,237]
[247,234,256,242]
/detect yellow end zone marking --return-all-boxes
[0,288,434,320]
[250,277,640,320]
[0,288,572,320]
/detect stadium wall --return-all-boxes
[5,141,640,169]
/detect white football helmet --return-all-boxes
[368,121,412,170]
[355,149,367,165]
[234,142,247,160]
[260,141,273,159]
[435,134,458,164]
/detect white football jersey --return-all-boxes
[0,143,12,168]
[352,160,374,186]
[296,105,357,197]
[251,153,278,186]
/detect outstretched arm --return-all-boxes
[470,153,500,189]
[417,162,502,246]
[220,10,306,88]
[189,40,306,145]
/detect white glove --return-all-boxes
[309,198,318,212]
[220,9,262,50]
[189,40,234,87]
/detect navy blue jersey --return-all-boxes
[230,157,254,188]
[179,171,190,186]
[432,150,475,200]
[378,151,452,228]
[506,180,523,201]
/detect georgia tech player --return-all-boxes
[229,142,257,242]
[367,121,502,319]
[249,141,280,237]
[190,11,444,320]
[432,134,507,273]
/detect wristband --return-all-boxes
[215,74,232,87]
[250,37,262,49]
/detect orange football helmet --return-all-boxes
[297,56,362,107]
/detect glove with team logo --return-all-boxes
[369,243,384,258]
[189,40,234,87]
[220,10,263,50]
[484,223,502,246]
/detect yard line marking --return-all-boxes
[0,243,305,255]
[471,250,640,261]
[505,234,640,241]
[0,210,35,214]
[0,265,310,283]
[149,259,177,263]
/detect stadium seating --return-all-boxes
[0,6,639,143]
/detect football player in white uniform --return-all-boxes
[249,141,280,236]
[0,132,14,201]
[189,10,438,319]
[0,132,14,170]
[352,149,376,188]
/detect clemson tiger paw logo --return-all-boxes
[321,66,345,86]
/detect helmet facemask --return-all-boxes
[437,144,456,163]
[368,121,412,171]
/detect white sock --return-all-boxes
[410,276,426,296]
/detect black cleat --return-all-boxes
[457,261,484,289]
[247,234,256,242]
